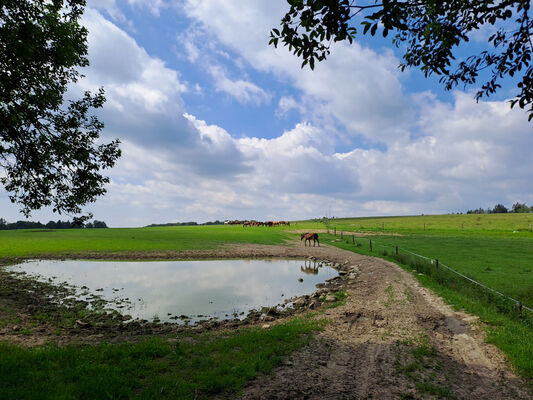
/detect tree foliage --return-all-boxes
[0,0,121,224]
[271,0,533,121]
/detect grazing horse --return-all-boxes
[301,233,319,247]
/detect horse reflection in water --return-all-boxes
[301,260,322,275]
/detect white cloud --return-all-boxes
[207,65,271,105]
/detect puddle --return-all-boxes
[8,259,337,323]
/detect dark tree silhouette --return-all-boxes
[271,1,533,121]
[1,0,121,224]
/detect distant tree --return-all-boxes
[1,0,121,223]
[492,203,509,213]
[0,218,6,228]
[271,1,533,123]
[512,202,529,213]
[92,220,108,228]
[45,220,56,229]
[84,221,94,229]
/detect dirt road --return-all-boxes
[230,242,530,399]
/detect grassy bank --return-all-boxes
[0,317,323,399]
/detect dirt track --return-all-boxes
[0,241,530,398]
[229,242,530,399]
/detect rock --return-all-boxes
[263,316,275,322]
[315,283,326,288]
[267,307,280,316]
[75,319,91,328]
[12,325,21,332]
[325,295,336,302]
[293,297,306,307]
[262,324,271,329]
[338,271,347,276]
[348,273,357,279]
[326,276,340,282]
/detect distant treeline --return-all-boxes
[146,220,225,228]
[466,202,532,214]
[0,219,108,230]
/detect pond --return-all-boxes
[8,259,337,323]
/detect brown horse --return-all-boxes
[301,233,319,247]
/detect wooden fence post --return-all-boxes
[435,259,439,269]
[352,235,355,244]
[341,231,343,239]
[395,245,398,256]
[370,239,373,252]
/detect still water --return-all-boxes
[9,259,337,323]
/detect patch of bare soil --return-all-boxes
[235,243,530,400]
[0,242,530,399]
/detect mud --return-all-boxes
[0,241,531,399]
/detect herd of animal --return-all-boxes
[226,220,291,227]
[224,219,319,247]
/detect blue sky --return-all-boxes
[1,0,532,227]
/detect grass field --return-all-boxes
[0,317,324,400]
[1,213,533,392]
[0,225,291,259]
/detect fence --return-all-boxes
[328,229,533,321]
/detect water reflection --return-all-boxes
[300,260,322,275]
[8,259,337,323]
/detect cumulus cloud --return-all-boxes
[7,2,530,227]
[207,65,271,105]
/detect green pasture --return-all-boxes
[0,224,291,259]
[297,213,533,379]
[0,317,324,400]
[297,212,533,235]
[297,214,533,307]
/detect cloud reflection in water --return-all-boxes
[10,259,337,323]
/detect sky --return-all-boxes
[1,0,532,227]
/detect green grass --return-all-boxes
[310,213,533,235]
[0,225,291,259]
[0,317,324,400]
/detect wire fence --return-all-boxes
[327,229,533,319]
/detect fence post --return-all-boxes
[435,259,439,269]
[334,227,336,236]
[395,245,398,256]
[341,231,343,239]
[370,239,373,252]
[352,235,355,244]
